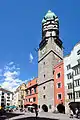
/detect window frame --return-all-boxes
[57,93,62,100]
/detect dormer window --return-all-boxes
[77,50,80,55]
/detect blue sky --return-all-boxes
[0,0,80,91]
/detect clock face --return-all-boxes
[40,46,47,57]
[42,47,46,54]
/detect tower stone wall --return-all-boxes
[38,10,63,112]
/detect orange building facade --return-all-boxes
[24,78,38,107]
[54,61,65,107]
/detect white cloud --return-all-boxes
[29,53,33,63]
[0,62,23,92]
[8,61,14,65]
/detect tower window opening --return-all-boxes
[44,74,45,78]
[43,86,45,90]
[43,95,46,99]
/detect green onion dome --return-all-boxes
[42,10,57,24]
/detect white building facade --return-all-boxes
[12,91,19,107]
[64,42,80,113]
[0,88,13,107]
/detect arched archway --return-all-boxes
[57,104,65,113]
[42,104,48,112]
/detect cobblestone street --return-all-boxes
[0,111,78,120]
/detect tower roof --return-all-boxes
[42,10,57,24]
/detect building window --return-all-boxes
[1,99,4,101]
[1,96,4,98]
[57,93,62,99]
[75,80,79,87]
[75,67,80,75]
[77,50,80,55]
[67,64,71,70]
[7,93,10,96]
[44,74,45,78]
[67,73,72,79]
[26,90,28,95]
[43,62,45,65]
[67,83,73,89]
[7,96,10,98]
[30,89,32,95]
[76,91,79,99]
[26,99,27,101]
[68,93,73,99]
[34,88,36,93]
[19,105,20,107]
[2,92,4,95]
[1,103,4,107]
[43,86,45,90]
[7,103,10,106]
[57,73,60,78]
[49,105,51,109]
[43,95,45,99]
[29,98,30,102]
[33,97,36,102]
[57,83,61,88]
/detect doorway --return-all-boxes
[42,104,48,112]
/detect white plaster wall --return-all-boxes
[64,42,80,113]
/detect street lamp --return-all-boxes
[72,71,75,102]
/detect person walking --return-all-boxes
[69,108,73,118]
[35,108,38,118]
[75,108,78,118]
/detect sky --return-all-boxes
[0,0,80,91]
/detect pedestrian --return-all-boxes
[69,109,73,118]
[35,108,38,118]
[75,108,78,118]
